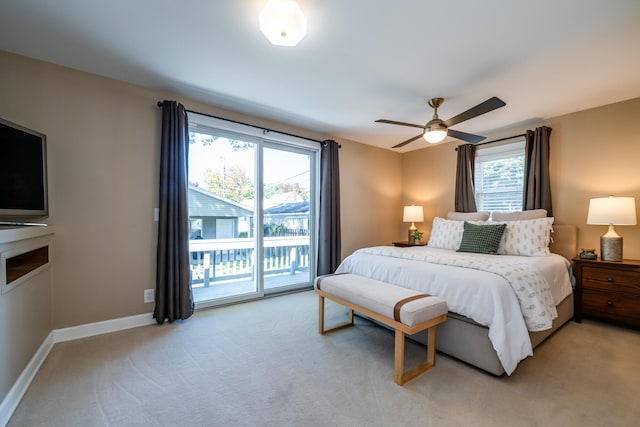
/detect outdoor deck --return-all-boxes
[191,270,310,302]
[189,236,311,302]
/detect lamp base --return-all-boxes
[408,223,416,243]
[600,226,623,262]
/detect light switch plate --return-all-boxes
[144,288,155,303]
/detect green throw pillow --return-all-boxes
[457,221,506,255]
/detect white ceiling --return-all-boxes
[1,0,639,152]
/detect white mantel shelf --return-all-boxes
[0,225,54,244]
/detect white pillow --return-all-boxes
[491,209,547,221]
[447,211,490,221]
[427,217,486,250]
[492,217,554,256]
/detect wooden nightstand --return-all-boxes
[392,241,426,247]
[572,257,640,329]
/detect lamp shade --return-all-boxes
[586,196,637,225]
[403,205,424,223]
[259,0,307,46]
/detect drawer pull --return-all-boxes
[607,277,613,282]
[607,300,614,306]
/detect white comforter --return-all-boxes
[335,246,573,375]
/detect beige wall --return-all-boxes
[1,52,164,328]
[401,142,458,239]
[402,97,640,260]
[336,139,403,257]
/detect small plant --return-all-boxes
[409,230,423,241]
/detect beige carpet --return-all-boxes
[8,290,640,427]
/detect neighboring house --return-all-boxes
[188,186,253,239]
[263,191,306,208]
[264,201,310,234]
[189,186,309,238]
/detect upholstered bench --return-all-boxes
[314,273,447,385]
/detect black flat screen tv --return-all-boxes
[0,117,49,220]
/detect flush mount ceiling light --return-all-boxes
[260,0,307,47]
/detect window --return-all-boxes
[474,140,525,212]
[187,112,319,308]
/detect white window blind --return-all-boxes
[474,140,525,212]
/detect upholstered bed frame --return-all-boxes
[374,224,578,376]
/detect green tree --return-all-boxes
[263,182,281,200]
[189,132,251,150]
[263,182,309,201]
[205,165,254,202]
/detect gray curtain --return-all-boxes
[154,100,194,324]
[317,139,341,275]
[454,144,478,212]
[523,126,553,216]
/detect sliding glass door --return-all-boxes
[187,125,316,308]
[262,145,312,292]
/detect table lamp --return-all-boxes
[403,205,424,242]
[586,196,637,261]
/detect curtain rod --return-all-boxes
[156,101,340,147]
[454,133,526,150]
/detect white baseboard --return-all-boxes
[53,312,156,342]
[0,332,54,427]
[0,312,155,427]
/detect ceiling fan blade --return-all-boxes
[392,134,423,148]
[376,119,424,129]
[443,97,506,127]
[447,129,486,144]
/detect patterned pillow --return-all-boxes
[427,217,489,250]
[427,217,465,250]
[457,222,506,255]
[493,217,554,256]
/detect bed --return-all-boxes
[335,215,577,376]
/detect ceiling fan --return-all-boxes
[376,97,506,148]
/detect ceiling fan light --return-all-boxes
[424,129,447,143]
[424,121,448,143]
[260,0,307,47]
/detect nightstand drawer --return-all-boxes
[582,289,640,327]
[582,265,640,293]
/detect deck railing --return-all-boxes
[189,236,310,287]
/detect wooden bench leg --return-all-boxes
[394,326,438,385]
[318,293,325,335]
[394,329,406,385]
[318,294,354,335]
[427,325,437,366]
